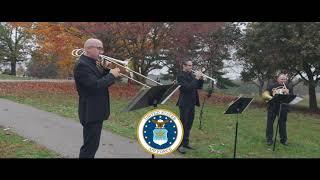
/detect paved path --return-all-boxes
[0,98,180,158]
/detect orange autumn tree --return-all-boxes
[30,22,86,78]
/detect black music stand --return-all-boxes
[123,83,180,112]
[199,89,213,130]
[267,94,296,151]
[123,83,180,158]
[224,96,253,158]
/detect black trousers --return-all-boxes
[266,104,288,143]
[179,105,195,146]
[79,121,103,158]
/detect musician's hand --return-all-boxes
[195,71,202,80]
[100,60,111,69]
[110,68,121,78]
[283,89,289,94]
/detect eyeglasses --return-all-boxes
[89,46,104,51]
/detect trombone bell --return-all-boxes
[262,91,273,103]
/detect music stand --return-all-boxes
[267,94,296,151]
[123,83,180,159]
[160,84,181,105]
[123,83,180,112]
[199,89,213,130]
[224,96,254,158]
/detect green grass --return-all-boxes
[212,81,320,109]
[0,126,59,158]
[1,91,320,158]
[0,74,34,80]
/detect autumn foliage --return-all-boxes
[25,22,86,78]
[0,82,140,99]
[4,22,227,81]
[0,81,236,105]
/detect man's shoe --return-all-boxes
[177,146,186,154]
[280,141,288,146]
[183,145,195,150]
[267,140,273,146]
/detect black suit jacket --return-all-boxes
[73,55,116,124]
[176,71,204,107]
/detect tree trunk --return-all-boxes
[266,79,271,88]
[258,79,264,96]
[258,86,262,96]
[10,60,16,75]
[308,82,318,111]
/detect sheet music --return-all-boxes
[289,96,303,105]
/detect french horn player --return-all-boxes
[262,73,293,146]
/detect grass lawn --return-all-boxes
[1,90,320,158]
[0,74,34,80]
[0,126,59,158]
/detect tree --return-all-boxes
[237,22,320,111]
[164,22,224,80]
[69,22,230,88]
[0,22,33,75]
[72,22,173,84]
[236,22,282,95]
[26,50,58,78]
[274,22,320,111]
[30,22,85,78]
[194,23,241,89]
[111,22,172,84]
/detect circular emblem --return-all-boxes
[137,108,184,156]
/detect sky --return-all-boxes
[221,60,243,80]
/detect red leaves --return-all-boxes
[199,92,238,105]
[0,82,141,100]
[0,82,77,98]
[108,84,141,98]
[0,82,237,105]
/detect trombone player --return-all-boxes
[73,38,120,158]
[262,73,293,146]
[176,60,204,154]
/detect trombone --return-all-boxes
[71,48,163,88]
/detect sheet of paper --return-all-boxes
[289,96,303,105]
